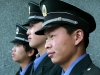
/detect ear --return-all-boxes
[27,49,35,57]
[74,29,84,45]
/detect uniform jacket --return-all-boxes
[69,54,100,75]
[30,55,62,75]
[15,62,33,75]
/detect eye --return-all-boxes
[16,44,20,47]
[29,24,34,28]
[14,44,21,47]
[45,36,48,40]
[45,37,47,40]
[17,44,19,46]
[50,35,54,38]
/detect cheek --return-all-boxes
[16,47,24,53]
[16,50,21,55]
[30,29,41,40]
[30,30,38,41]
[53,37,67,48]
[53,37,71,55]
[53,38,64,53]
[17,50,27,59]
[30,29,35,35]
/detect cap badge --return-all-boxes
[42,4,47,17]
[16,27,19,34]
[29,6,30,14]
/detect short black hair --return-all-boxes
[61,24,89,48]
[22,43,38,61]
[31,48,38,61]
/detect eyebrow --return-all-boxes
[45,26,57,34]
[44,30,50,35]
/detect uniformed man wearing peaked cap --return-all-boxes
[35,0,100,75]
[35,0,96,35]
[11,24,38,75]
[11,24,29,43]
[24,1,62,75]
[23,1,44,26]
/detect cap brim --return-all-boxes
[23,19,44,26]
[22,23,29,26]
[22,19,36,26]
[22,21,30,26]
[35,24,58,35]
[10,39,27,44]
[35,26,46,35]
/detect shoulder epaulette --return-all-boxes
[83,63,100,75]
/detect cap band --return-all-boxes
[28,15,44,19]
[43,12,90,33]
[42,17,78,27]
[15,37,28,42]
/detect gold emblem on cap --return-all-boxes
[16,27,19,34]
[29,6,30,14]
[42,4,47,17]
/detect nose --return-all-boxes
[45,40,52,50]
[12,46,15,52]
[27,29,30,35]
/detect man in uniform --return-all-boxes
[11,24,38,75]
[35,0,100,75]
[24,1,61,75]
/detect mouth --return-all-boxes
[28,37,31,41]
[12,53,15,57]
[47,52,55,58]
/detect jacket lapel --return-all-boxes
[24,62,33,75]
[70,54,92,75]
[33,55,52,75]
[15,68,20,75]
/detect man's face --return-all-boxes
[45,26,77,65]
[12,43,29,63]
[27,22,46,48]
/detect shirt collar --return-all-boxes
[34,52,47,71]
[20,62,33,75]
[61,54,87,75]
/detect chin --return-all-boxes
[12,58,17,62]
[51,58,59,64]
[29,43,33,47]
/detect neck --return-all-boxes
[37,43,47,56]
[19,60,32,70]
[61,44,86,72]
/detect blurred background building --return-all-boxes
[0,0,100,75]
